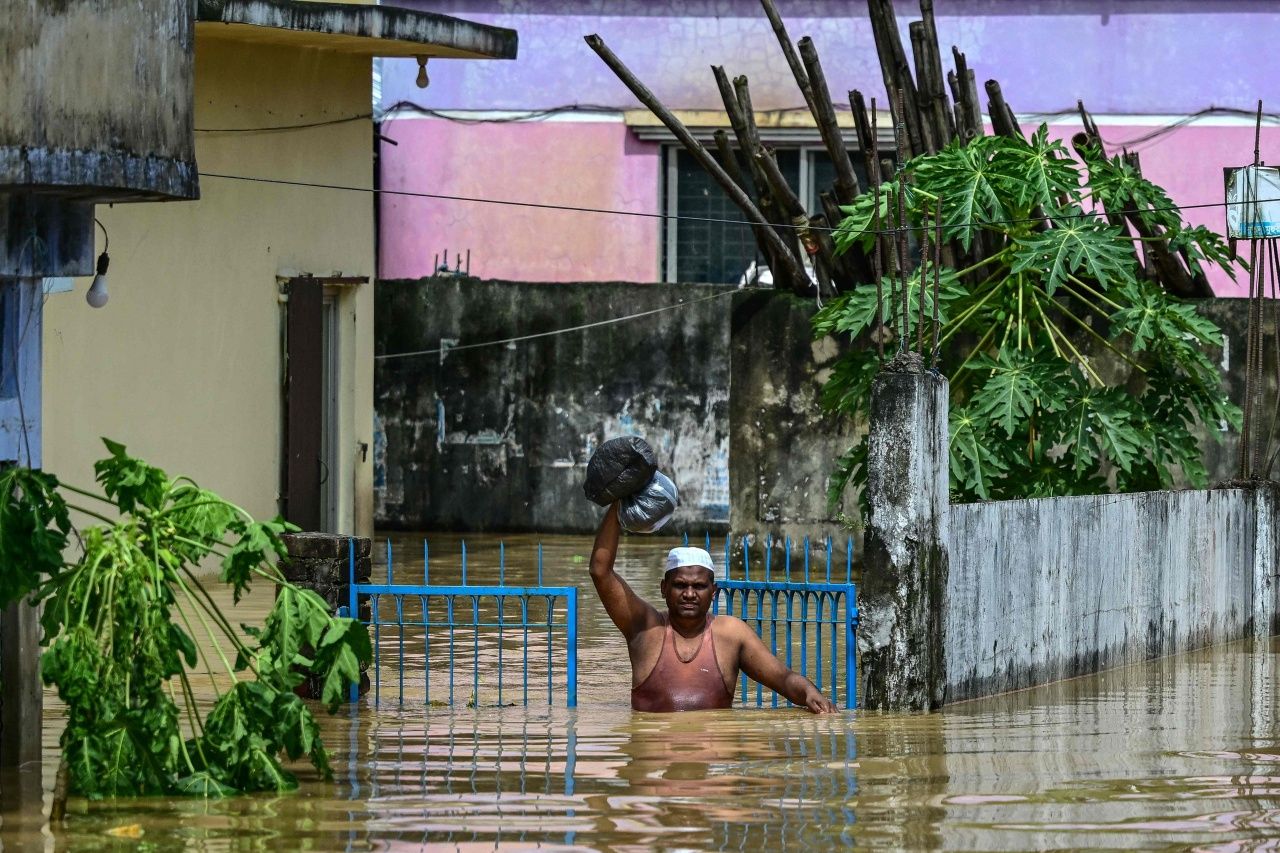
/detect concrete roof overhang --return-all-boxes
[195,0,518,59]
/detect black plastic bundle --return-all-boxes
[583,436,658,506]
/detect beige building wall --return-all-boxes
[43,35,377,536]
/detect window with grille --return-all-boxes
[662,145,872,284]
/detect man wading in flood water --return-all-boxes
[590,504,837,713]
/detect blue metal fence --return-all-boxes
[697,533,859,710]
[346,539,578,707]
[344,533,856,711]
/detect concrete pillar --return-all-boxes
[857,364,950,711]
[0,600,42,768]
[278,533,372,699]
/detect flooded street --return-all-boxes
[3,532,1280,850]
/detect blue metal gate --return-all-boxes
[703,534,859,710]
[346,539,578,707]
[345,534,856,710]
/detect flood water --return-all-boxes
[3,532,1280,850]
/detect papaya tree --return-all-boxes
[814,127,1241,507]
[0,440,370,798]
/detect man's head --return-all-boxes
[660,547,716,620]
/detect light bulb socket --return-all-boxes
[95,250,110,275]
[415,56,429,89]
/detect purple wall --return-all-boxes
[384,1,1279,114]
[379,1,1280,294]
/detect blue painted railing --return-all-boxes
[346,539,578,707]
[699,533,859,710]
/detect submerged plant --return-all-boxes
[815,127,1241,507]
[0,440,370,798]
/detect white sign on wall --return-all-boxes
[1226,165,1280,238]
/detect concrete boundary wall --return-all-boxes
[945,487,1280,703]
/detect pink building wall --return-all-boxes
[379,117,1274,294]
[1036,121,1276,298]
[378,119,659,282]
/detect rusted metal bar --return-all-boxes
[894,88,912,347]
[894,183,909,348]
[917,212,927,353]
[932,199,942,365]
[872,100,885,359]
[585,36,807,289]
[798,36,862,204]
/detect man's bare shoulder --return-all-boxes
[710,613,755,639]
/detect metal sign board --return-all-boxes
[1226,165,1280,238]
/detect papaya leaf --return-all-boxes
[949,406,1007,500]
[995,124,1081,210]
[1009,213,1137,295]
[174,771,238,798]
[912,136,1011,250]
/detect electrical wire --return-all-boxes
[195,102,623,133]
[376,288,737,361]
[199,169,1280,239]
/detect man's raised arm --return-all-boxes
[589,503,659,640]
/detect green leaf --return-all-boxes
[174,771,238,797]
[913,136,1012,250]
[994,124,1081,210]
[1009,212,1137,295]
[1083,148,1180,231]
[969,348,1070,437]
[949,406,1008,500]
[1056,386,1145,474]
[832,180,902,257]
[92,439,169,514]
[0,467,70,608]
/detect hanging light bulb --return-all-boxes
[415,55,430,89]
[86,218,109,308]
[85,251,109,308]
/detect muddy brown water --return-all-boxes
[3,532,1280,851]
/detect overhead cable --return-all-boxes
[375,288,738,361]
[199,170,1280,239]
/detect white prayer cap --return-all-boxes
[665,547,717,578]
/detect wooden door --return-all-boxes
[284,277,322,531]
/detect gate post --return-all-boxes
[278,532,372,698]
[0,600,42,768]
[857,364,949,711]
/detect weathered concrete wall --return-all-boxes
[728,290,860,544]
[0,0,197,201]
[374,278,734,533]
[731,294,1268,547]
[946,486,1280,702]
